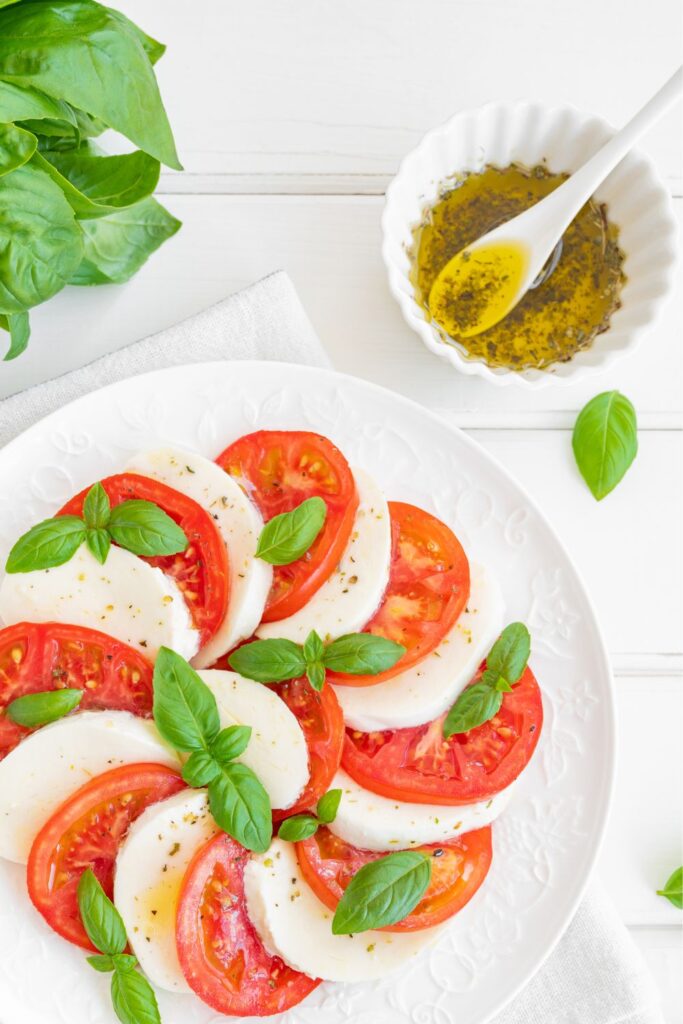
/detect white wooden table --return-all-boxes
[2,1,682,1017]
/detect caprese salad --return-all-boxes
[0,430,543,1022]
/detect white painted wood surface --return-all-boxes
[1,0,681,1017]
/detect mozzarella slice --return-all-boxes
[244,838,442,982]
[0,711,180,864]
[197,670,308,810]
[0,542,198,661]
[328,769,513,852]
[256,468,391,643]
[334,563,504,731]
[114,789,218,993]
[125,448,271,667]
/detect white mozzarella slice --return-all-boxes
[0,542,199,661]
[334,563,504,731]
[256,467,391,643]
[125,448,271,667]
[0,711,180,864]
[197,670,308,810]
[244,838,443,982]
[328,769,514,852]
[114,789,219,993]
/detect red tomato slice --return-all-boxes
[176,833,320,1016]
[342,666,543,804]
[27,763,184,950]
[296,826,492,931]
[329,501,470,686]
[59,473,230,647]
[216,431,358,622]
[0,622,154,760]
[272,677,344,822]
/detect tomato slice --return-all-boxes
[0,622,154,760]
[176,832,319,1016]
[342,666,543,804]
[272,677,344,822]
[329,501,470,686]
[27,763,184,950]
[297,826,492,931]
[216,430,358,622]
[59,473,230,647]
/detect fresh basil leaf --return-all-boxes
[153,647,220,753]
[443,681,503,738]
[0,122,37,177]
[106,9,166,65]
[0,2,181,169]
[487,623,530,686]
[210,725,252,764]
[323,633,406,675]
[208,762,272,854]
[0,163,83,314]
[306,661,326,692]
[112,953,138,973]
[493,674,514,693]
[110,965,161,1024]
[108,499,187,556]
[68,197,181,285]
[86,528,111,565]
[181,750,220,788]
[77,868,127,956]
[255,497,327,565]
[228,638,307,684]
[657,867,683,909]
[332,851,432,934]
[316,788,342,824]
[86,953,116,973]
[277,815,319,842]
[0,79,78,132]
[572,391,638,501]
[83,482,111,529]
[37,148,160,219]
[303,630,324,664]
[0,310,30,360]
[5,515,86,573]
[7,687,82,727]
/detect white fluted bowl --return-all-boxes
[382,101,678,388]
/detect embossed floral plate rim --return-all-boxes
[0,361,616,1024]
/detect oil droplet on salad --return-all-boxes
[411,164,625,371]
[428,240,529,338]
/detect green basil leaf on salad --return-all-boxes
[86,953,116,973]
[322,633,406,675]
[208,761,272,854]
[77,868,127,956]
[305,660,326,692]
[278,815,320,842]
[210,725,252,764]
[5,515,86,573]
[572,391,638,500]
[86,527,112,565]
[316,788,342,824]
[110,963,161,1024]
[228,638,307,683]
[657,867,683,909]
[7,688,83,727]
[82,482,111,529]
[108,498,187,556]
[487,623,531,686]
[181,750,220,788]
[443,682,503,738]
[332,851,432,934]
[255,496,327,565]
[153,647,220,753]
[303,629,324,663]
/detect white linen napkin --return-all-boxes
[0,273,664,1024]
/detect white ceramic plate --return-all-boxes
[0,362,615,1024]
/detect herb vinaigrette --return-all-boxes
[411,164,625,371]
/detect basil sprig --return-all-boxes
[443,622,531,737]
[255,496,326,565]
[77,869,161,1024]
[153,647,272,852]
[332,851,432,934]
[278,788,342,842]
[7,688,82,727]
[572,391,638,501]
[229,629,405,691]
[5,481,188,573]
[657,866,682,909]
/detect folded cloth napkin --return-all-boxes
[0,273,664,1024]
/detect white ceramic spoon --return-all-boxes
[428,65,683,338]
